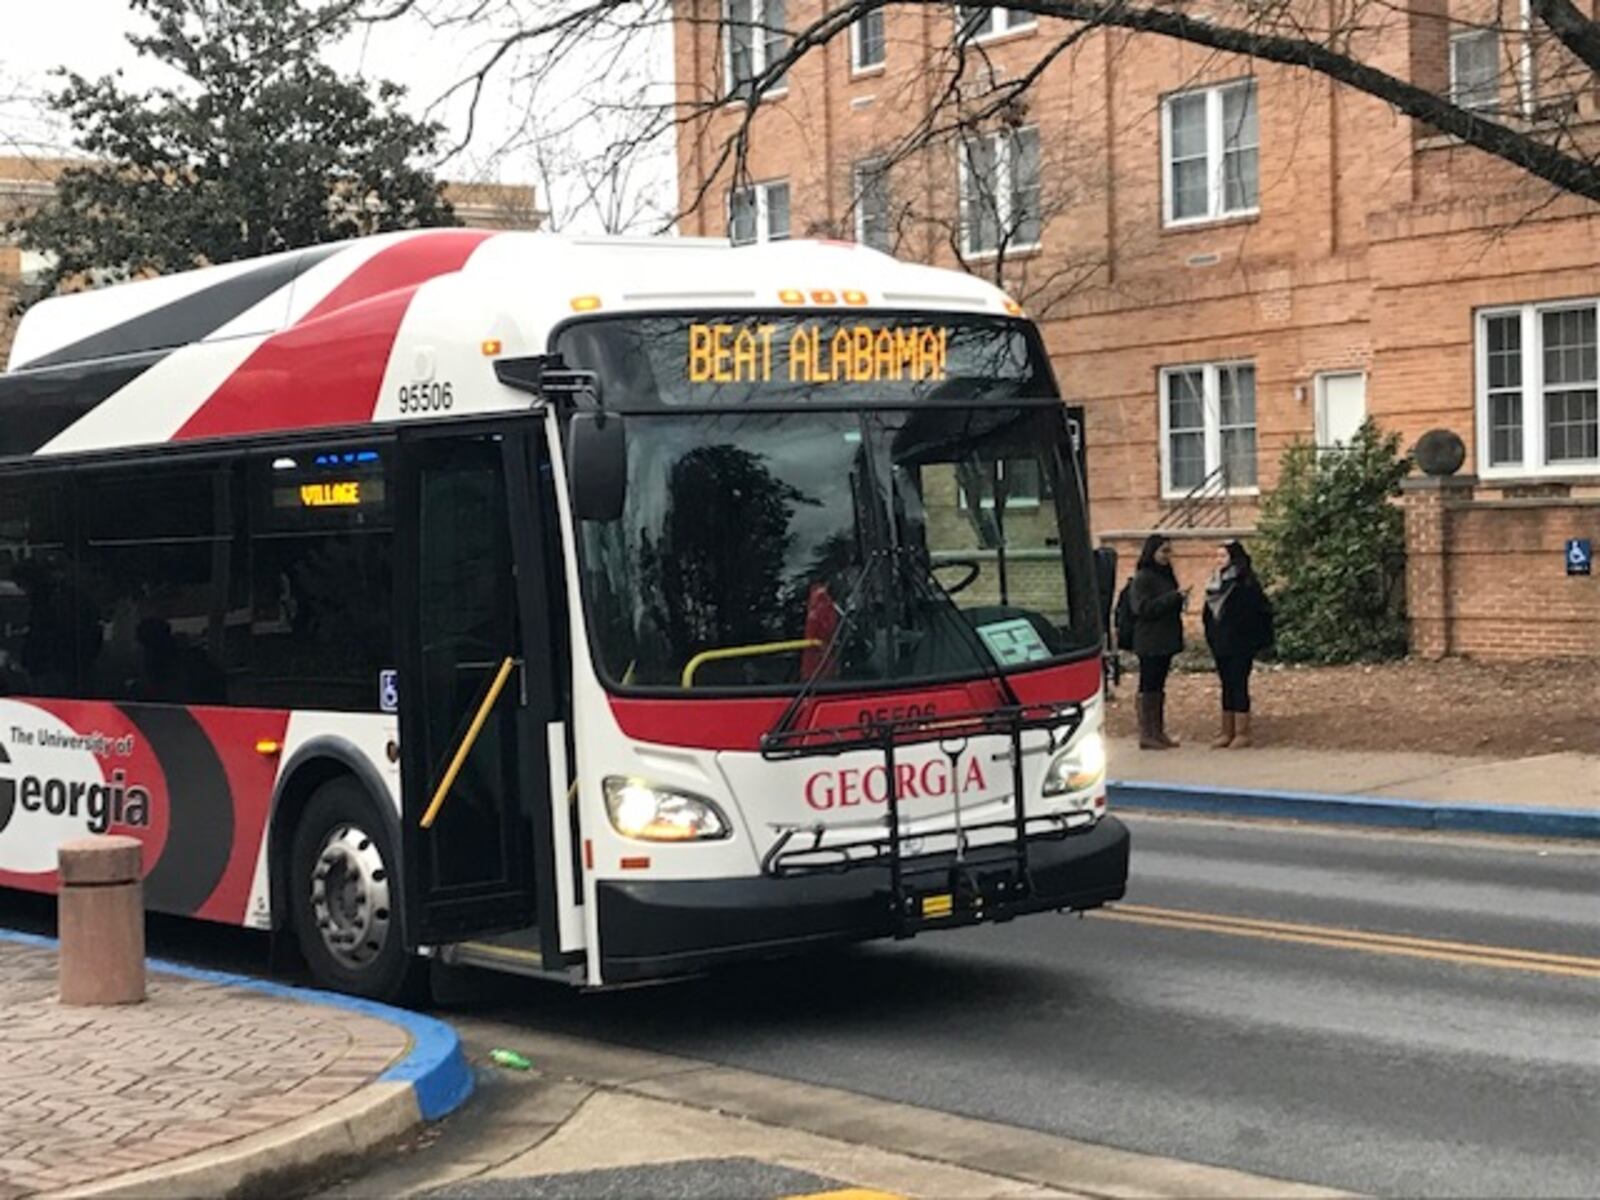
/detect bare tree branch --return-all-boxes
[346,0,1600,257]
[1531,0,1600,76]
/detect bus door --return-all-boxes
[397,424,553,947]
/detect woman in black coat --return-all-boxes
[1129,533,1188,749]
[1202,540,1274,748]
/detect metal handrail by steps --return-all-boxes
[1157,462,1233,529]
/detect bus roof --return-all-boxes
[0,229,1024,461]
[6,230,1016,374]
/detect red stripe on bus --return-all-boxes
[298,229,495,325]
[172,230,494,441]
[605,658,1102,752]
[190,708,291,924]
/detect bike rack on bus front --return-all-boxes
[759,701,1085,936]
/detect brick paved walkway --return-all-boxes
[0,941,409,1198]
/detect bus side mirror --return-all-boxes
[569,413,627,522]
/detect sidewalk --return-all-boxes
[319,1029,1347,1200]
[1107,738,1600,836]
[0,933,470,1199]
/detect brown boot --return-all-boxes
[1210,711,1236,749]
[1137,694,1168,750]
[1155,693,1181,748]
[1229,712,1253,748]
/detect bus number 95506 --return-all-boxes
[398,382,453,413]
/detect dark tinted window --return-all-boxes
[240,447,394,711]
[416,437,518,890]
[5,443,397,711]
[78,468,237,704]
[0,478,84,697]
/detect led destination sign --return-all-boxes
[689,322,949,385]
[272,479,386,511]
[551,314,1048,409]
[258,446,391,532]
[299,481,363,508]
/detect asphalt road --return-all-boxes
[4,815,1595,1195]
[441,816,1600,1197]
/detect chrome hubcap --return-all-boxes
[309,823,391,969]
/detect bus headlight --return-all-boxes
[603,777,731,842]
[1042,731,1106,798]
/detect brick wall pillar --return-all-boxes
[1401,474,1476,659]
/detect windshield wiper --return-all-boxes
[894,544,1021,711]
[762,539,1025,753]
[764,415,1022,752]
[764,545,891,747]
[767,425,898,747]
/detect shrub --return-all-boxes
[1254,420,1412,663]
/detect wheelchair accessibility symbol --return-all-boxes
[1568,539,1592,577]
[379,669,400,713]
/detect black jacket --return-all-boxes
[1129,564,1184,658]
[1203,575,1274,659]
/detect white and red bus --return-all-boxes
[0,229,1128,998]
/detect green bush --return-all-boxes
[1255,421,1412,663]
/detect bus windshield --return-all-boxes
[573,404,1098,694]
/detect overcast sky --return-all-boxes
[0,0,676,232]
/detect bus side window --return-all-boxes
[0,479,78,698]
[241,447,394,713]
[78,468,237,706]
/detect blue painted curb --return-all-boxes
[1109,780,1600,840]
[0,927,472,1121]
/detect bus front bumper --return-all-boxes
[596,816,1129,983]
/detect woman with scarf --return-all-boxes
[1202,540,1275,748]
[1129,533,1187,749]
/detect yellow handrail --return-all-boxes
[681,639,822,688]
[420,656,516,830]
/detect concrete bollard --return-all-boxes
[58,835,146,1006]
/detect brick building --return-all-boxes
[672,2,1600,656]
[0,157,68,364]
[0,156,543,364]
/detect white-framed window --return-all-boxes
[852,8,886,71]
[955,6,1036,41]
[853,159,891,251]
[1450,29,1500,112]
[729,180,791,245]
[1161,79,1258,226]
[1159,362,1258,497]
[1516,0,1537,116]
[1477,301,1600,475]
[960,126,1040,256]
[725,0,788,100]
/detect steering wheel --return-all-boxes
[932,559,981,595]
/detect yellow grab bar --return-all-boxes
[681,639,821,688]
[420,656,517,830]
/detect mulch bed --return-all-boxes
[1102,656,1599,758]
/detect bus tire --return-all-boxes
[289,777,417,1002]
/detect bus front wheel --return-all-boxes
[289,778,415,1002]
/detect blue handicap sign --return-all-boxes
[1567,538,1592,577]
[379,669,400,712]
